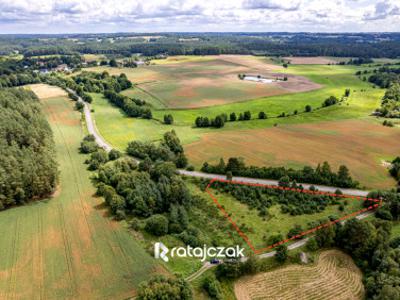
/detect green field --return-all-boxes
[0,94,158,299]
[91,63,383,144]
[87,58,400,188]
[87,55,318,109]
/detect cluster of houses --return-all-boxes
[36,63,72,74]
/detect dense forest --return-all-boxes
[202,157,358,188]
[1,33,400,58]
[0,88,58,210]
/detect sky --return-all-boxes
[0,0,399,34]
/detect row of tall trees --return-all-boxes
[193,94,346,129]
[0,88,58,210]
[194,111,253,128]
[202,157,358,188]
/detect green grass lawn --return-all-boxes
[0,95,158,299]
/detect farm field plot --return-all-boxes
[283,56,347,65]
[185,119,400,189]
[203,185,364,250]
[27,83,67,99]
[0,88,158,299]
[87,55,320,109]
[89,59,395,188]
[234,250,364,300]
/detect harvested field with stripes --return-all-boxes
[234,250,364,300]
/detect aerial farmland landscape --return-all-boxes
[1,1,400,299]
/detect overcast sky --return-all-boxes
[0,0,398,34]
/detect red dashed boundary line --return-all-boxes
[205,178,382,255]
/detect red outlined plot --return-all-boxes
[205,178,382,254]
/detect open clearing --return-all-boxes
[185,119,400,189]
[235,250,364,300]
[0,87,158,299]
[205,184,364,250]
[87,55,320,109]
[27,83,67,99]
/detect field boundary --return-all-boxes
[205,178,382,254]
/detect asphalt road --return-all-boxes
[73,88,370,198]
[72,89,376,281]
[67,88,113,152]
[178,170,370,197]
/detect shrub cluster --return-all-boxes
[126,130,187,168]
[322,95,339,107]
[137,276,192,300]
[163,114,174,124]
[104,90,151,119]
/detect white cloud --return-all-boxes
[363,0,400,20]
[243,0,302,11]
[0,0,397,33]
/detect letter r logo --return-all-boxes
[154,242,169,262]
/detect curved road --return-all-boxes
[70,88,376,281]
[67,88,113,152]
[71,86,370,198]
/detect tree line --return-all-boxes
[0,88,58,210]
[202,157,358,188]
[368,65,400,88]
[194,94,347,128]
[5,33,400,59]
